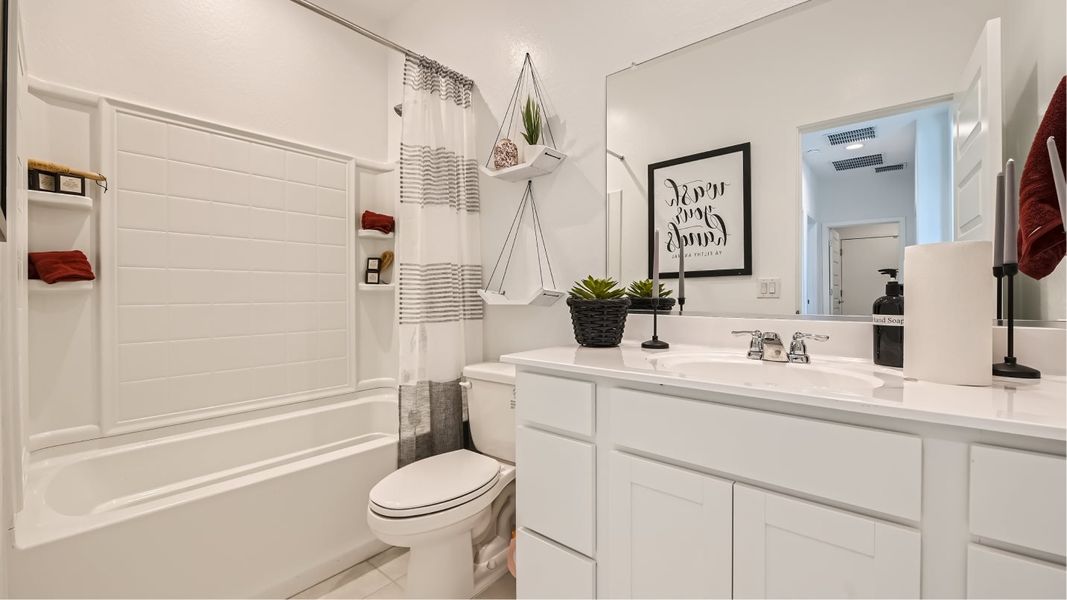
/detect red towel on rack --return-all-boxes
[361,210,395,234]
[1018,76,1066,279]
[28,250,96,284]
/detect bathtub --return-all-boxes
[11,393,398,598]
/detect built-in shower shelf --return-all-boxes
[357,229,394,240]
[28,190,93,212]
[28,280,94,294]
[479,145,567,182]
[359,283,395,293]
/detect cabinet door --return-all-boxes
[516,426,595,556]
[734,484,920,599]
[608,452,732,599]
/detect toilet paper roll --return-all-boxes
[903,241,994,386]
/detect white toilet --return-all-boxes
[367,362,517,599]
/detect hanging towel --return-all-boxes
[360,210,395,234]
[28,250,95,284]
[1018,76,1066,279]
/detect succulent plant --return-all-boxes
[521,96,543,146]
[569,276,625,300]
[626,279,673,299]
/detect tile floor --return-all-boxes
[292,547,516,599]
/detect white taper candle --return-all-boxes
[678,233,685,298]
[1004,159,1018,264]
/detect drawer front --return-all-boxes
[516,371,595,437]
[967,544,1066,599]
[517,528,595,599]
[610,387,922,520]
[516,426,595,556]
[970,445,1066,556]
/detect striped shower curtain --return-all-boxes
[397,56,483,467]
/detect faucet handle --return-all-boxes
[788,332,828,364]
[792,332,829,342]
[732,330,764,360]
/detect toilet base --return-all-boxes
[406,530,475,599]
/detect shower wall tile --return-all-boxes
[114,113,352,425]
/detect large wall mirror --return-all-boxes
[606,0,1065,323]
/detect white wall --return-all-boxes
[914,107,953,245]
[384,0,807,358]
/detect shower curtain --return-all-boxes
[397,55,483,467]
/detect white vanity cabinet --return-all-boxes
[510,364,1067,599]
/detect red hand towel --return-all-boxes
[361,210,395,234]
[28,250,96,284]
[1018,76,1066,279]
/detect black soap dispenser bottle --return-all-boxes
[872,268,904,368]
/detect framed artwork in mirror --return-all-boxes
[647,142,751,278]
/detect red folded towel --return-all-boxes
[1018,76,1066,279]
[361,210,395,234]
[28,250,96,284]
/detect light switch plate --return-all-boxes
[758,278,780,298]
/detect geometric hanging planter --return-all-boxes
[478,181,565,306]
[480,53,566,181]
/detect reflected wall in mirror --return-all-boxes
[606,0,1066,322]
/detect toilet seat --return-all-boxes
[369,450,501,518]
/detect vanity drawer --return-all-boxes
[516,371,595,437]
[517,528,596,599]
[969,445,1066,556]
[610,388,922,521]
[966,544,1066,599]
[516,426,596,556]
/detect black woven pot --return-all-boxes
[567,297,631,347]
[626,296,676,313]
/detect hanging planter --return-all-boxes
[478,181,565,307]
[481,53,566,182]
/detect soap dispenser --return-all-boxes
[872,268,904,368]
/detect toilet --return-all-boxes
[367,362,517,599]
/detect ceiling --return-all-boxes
[801,103,949,179]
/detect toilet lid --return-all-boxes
[369,450,501,518]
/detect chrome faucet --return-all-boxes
[732,330,788,362]
[787,332,830,364]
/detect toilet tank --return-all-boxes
[463,362,516,463]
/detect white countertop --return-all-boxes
[502,342,1067,441]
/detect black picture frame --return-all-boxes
[647,142,752,278]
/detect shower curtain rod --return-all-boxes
[288,0,422,58]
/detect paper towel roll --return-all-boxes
[903,241,994,386]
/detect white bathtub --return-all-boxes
[11,393,398,598]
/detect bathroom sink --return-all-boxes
[649,354,884,395]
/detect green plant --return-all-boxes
[521,96,542,146]
[569,275,625,300]
[626,279,673,299]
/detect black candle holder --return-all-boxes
[993,263,1040,379]
[641,297,670,349]
[992,265,1004,321]
[678,295,686,316]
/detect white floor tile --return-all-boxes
[363,581,404,599]
[371,548,410,581]
[291,560,391,599]
[475,574,516,600]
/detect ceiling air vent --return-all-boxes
[826,126,876,146]
[875,163,906,173]
[832,154,883,171]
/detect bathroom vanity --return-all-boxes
[503,343,1066,599]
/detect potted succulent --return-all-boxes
[521,96,547,159]
[626,279,676,313]
[567,276,631,347]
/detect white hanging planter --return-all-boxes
[480,145,567,181]
[478,287,564,306]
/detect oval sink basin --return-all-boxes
[649,354,884,395]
